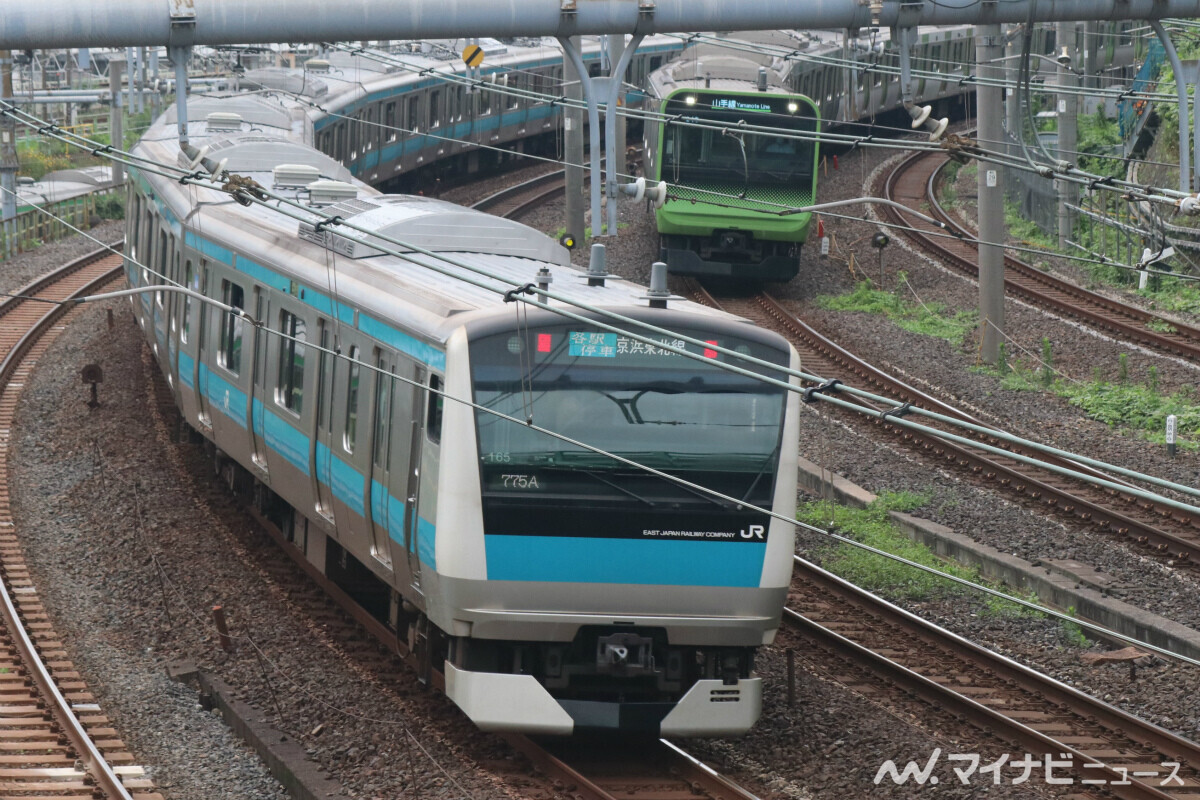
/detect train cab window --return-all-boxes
[384,101,397,141]
[343,344,361,453]
[276,309,307,414]
[426,374,443,445]
[430,91,442,128]
[218,280,245,375]
[407,96,421,133]
[650,55,663,72]
[372,354,391,469]
[182,260,194,343]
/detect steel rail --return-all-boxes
[0,247,132,800]
[881,148,1200,362]
[789,557,1200,799]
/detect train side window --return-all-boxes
[430,91,441,128]
[130,197,141,262]
[276,309,306,414]
[156,230,169,307]
[372,353,391,469]
[479,86,492,115]
[384,101,397,141]
[181,260,194,343]
[650,56,662,72]
[169,249,180,330]
[508,77,520,110]
[317,324,331,431]
[219,280,245,375]
[407,95,421,133]
[426,374,443,445]
[343,344,361,453]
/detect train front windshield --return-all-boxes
[470,324,790,510]
[661,94,817,188]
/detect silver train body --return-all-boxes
[241,37,684,190]
[124,78,801,735]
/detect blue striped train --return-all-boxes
[124,42,802,736]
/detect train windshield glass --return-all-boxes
[471,324,789,503]
[661,93,817,188]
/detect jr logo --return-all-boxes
[740,525,765,540]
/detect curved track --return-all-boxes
[685,281,1200,574]
[879,148,1200,362]
[789,558,1200,799]
[0,244,159,800]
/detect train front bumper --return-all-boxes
[445,662,763,736]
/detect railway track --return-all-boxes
[789,557,1200,799]
[0,244,160,800]
[472,152,642,220]
[879,148,1200,362]
[685,280,1200,575]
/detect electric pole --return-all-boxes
[563,36,585,245]
[1056,22,1078,249]
[109,57,125,186]
[976,24,1006,364]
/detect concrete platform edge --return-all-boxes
[795,455,1200,661]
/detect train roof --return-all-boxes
[134,117,732,345]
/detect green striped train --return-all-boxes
[644,53,820,283]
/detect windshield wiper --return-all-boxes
[579,469,656,507]
[739,443,781,504]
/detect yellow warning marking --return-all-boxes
[462,45,484,68]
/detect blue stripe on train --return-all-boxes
[483,536,766,587]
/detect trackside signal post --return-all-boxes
[976,24,1005,364]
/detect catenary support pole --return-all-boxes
[604,33,641,237]
[609,33,627,183]
[1056,21,1078,249]
[563,37,585,245]
[171,47,190,146]
[108,57,125,185]
[0,51,17,261]
[557,37,602,239]
[1152,21,1190,194]
[976,24,1006,364]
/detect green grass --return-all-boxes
[980,353,1199,449]
[816,276,979,347]
[1139,277,1200,316]
[1059,377,1199,449]
[801,493,1087,643]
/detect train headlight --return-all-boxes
[685,95,696,106]
[787,102,799,113]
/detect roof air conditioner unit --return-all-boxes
[273,164,322,188]
[305,59,331,73]
[308,180,359,206]
[206,112,244,131]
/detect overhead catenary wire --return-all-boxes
[8,136,1200,674]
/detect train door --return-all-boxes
[166,247,182,394]
[312,320,336,522]
[331,337,373,555]
[248,287,270,473]
[367,349,395,569]
[152,229,170,358]
[196,260,211,427]
[402,364,428,590]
